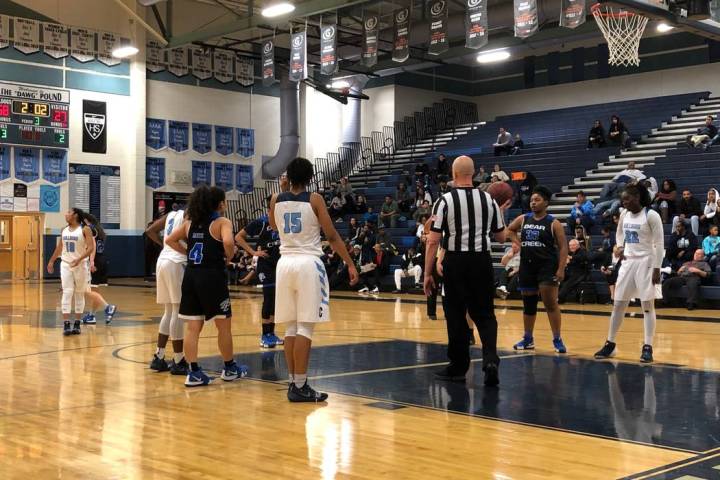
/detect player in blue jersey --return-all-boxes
[81,214,117,325]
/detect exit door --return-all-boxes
[0,214,42,281]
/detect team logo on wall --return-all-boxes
[393,8,410,63]
[84,113,105,140]
[82,100,107,154]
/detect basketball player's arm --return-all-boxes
[69,226,96,268]
[47,239,63,274]
[145,214,168,247]
[553,220,569,282]
[310,193,359,285]
[88,234,97,272]
[268,194,279,232]
[649,212,664,283]
[165,221,188,256]
[219,218,236,264]
[505,215,523,245]
[234,229,268,258]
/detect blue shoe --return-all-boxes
[513,335,535,350]
[104,304,117,324]
[260,333,277,349]
[553,337,567,354]
[220,361,249,381]
[268,333,284,346]
[185,368,212,387]
[82,313,96,325]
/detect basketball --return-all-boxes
[488,182,514,206]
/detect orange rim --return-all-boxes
[591,3,637,17]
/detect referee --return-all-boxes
[424,155,507,386]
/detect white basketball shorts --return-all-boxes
[614,256,662,302]
[60,261,89,294]
[275,254,330,324]
[156,258,185,304]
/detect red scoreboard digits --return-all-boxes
[51,109,68,126]
[0,103,9,117]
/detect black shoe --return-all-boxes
[169,358,189,375]
[287,382,329,402]
[483,362,499,387]
[640,344,654,363]
[63,321,72,336]
[433,367,466,382]
[687,303,696,311]
[594,340,617,359]
[150,355,169,372]
[392,289,403,294]
[428,314,437,320]
[71,320,81,335]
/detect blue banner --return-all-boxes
[40,184,61,212]
[42,149,68,184]
[192,123,212,155]
[0,146,9,181]
[236,164,254,193]
[14,147,40,183]
[215,125,234,156]
[236,128,255,157]
[214,162,234,191]
[192,160,212,187]
[146,118,167,150]
[146,157,165,189]
[168,120,189,153]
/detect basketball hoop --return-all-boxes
[591,3,648,67]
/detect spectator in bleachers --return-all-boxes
[608,115,631,149]
[355,194,368,214]
[600,246,622,302]
[414,185,432,210]
[336,176,355,212]
[415,214,428,244]
[413,200,432,223]
[574,225,592,251]
[594,161,645,218]
[414,161,430,188]
[700,188,719,233]
[357,243,389,294]
[517,171,538,213]
[438,177,451,195]
[357,224,376,260]
[686,115,718,150]
[652,179,677,224]
[666,220,698,271]
[491,163,510,183]
[643,177,659,203]
[376,225,393,251]
[589,225,615,268]
[396,182,411,212]
[510,134,524,155]
[393,246,423,293]
[328,245,353,290]
[362,205,378,226]
[568,191,595,232]
[493,127,514,156]
[702,224,720,270]
[473,165,491,184]
[672,190,702,236]
[347,217,361,244]
[329,192,345,221]
[435,153,450,179]
[587,120,606,149]
[380,195,400,228]
[661,249,711,310]
[558,239,589,304]
[495,242,520,300]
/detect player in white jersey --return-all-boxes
[145,208,189,375]
[595,183,664,363]
[47,208,95,336]
[269,157,359,402]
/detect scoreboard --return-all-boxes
[0,81,69,149]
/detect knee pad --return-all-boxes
[74,292,85,313]
[169,304,184,340]
[61,289,73,314]
[296,322,315,340]
[285,322,297,338]
[522,294,539,316]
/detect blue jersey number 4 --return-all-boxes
[283,212,302,234]
[188,242,204,264]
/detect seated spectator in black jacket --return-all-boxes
[435,153,450,179]
[495,242,520,300]
[516,172,537,213]
[396,182,411,212]
[376,225,393,251]
[437,178,451,195]
[600,246,622,302]
[493,127,514,156]
[608,115,631,149]
[511,134,524,155]
[329,192,345,221]
[662,249,711,310]
[574,225,592,251]
[393,246,423,293]
[686,115,718,150]
[652,179,677,224]
[357,244,390,294]
[558,239,589,303]
[414,161,430,187]
[666,221,698,270]
[587,120,606,149]
[347,217,361,245]
[357,224,376,260]
[672,190,703,236]
[589,225,615,268]
[355,194,369,214]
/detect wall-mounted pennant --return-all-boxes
[42,149,67,184]
[560,0,586,28]
[13,18,40,54]
[236,128,254,157]
[514,0,539,38]
[42,22,69,58]
[83,100,107,154]
[393,8,410,63]
[0,15,10,49]
[236,164,253,193]
[214,126,233,156]
[192,47,212,80]
[14,147,40,183]
[168,47,189,77]
[146,41,166,72]
[362,13,379,67]
[146,118,167,150]
[146,157,165,189]
[235,57,254,86]
[213,48,234,83]
[320,23,338,75]
[191,160,212,187]
[40,184,60,212]
[192,123,212,154]
[97,32,121,66]
[262,39,275,86]
[214,162,234,191]
[168,121,189,153]
[0,145,9,181]
[466,0,488,49]
[70,27,96,62]
[289,31,307,82]
[428,0,449,55]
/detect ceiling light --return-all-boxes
[331,80,350,89]
[656,23,674,32]
[112,45,139,58]
[261,2,295,17]
[477,50,511,64]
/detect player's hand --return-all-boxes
[255,249,269,258]
[423,275,436,296]
[555,268,565,283]
[347,265,359,286]
[617,247,625,261]
[499,199,512,211]
[652,268,661,284]
[47,262,54,274]
[90,264,97,273]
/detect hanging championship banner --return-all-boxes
[393,8,410,63]
[42,23,69,58]
[14,147,40,183]
[168,121,189,153]
[191,160,212,187]
[320,24,338,75]
[262,40,275,86]
[236,128,255,157]
[362,14,379,67]
[146,41,166,72]
[289,31,307,82]
[71,27,96,62]
[13,18,40,54]
[235,57,254,86]
[83,100,107,154]
[146,157,165,189]
[0,15,10,49]
[236,164,253,194]
[42,149,67,184]
[215,126,233,156]
[97,32,121,66]
[428,0,449,55]
[168,47,189,77]
[192,123,212,154]
[213,48,234,83]
[0,145,9,181]
[560,0,586,28]
[192,47,212,80]
[466,0,488,49]
[514,0,539,38]
[146,118,167,150]
[214,162,234,191]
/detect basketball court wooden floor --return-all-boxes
[1,280,720,479]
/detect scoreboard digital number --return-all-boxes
[0,81,70,149]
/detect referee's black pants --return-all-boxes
[441,251,499,374]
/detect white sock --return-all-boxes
[295,373,307,386]
[608,300,629,342]
[173,352,184,363]
[289,373,295,384]
[641,300,656,346]
[155,347,165,359]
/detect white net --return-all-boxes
[592,5,649,67]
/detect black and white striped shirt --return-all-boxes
[430,187,504,252]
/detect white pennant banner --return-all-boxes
[97,31,121,66]
[13,18,40,54]
[70,27,96,62]
[192,47,212,80]
[167,47,189,76]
